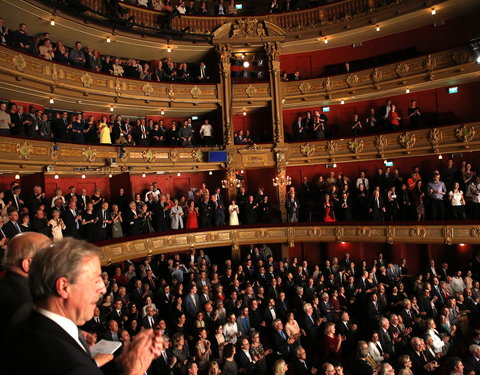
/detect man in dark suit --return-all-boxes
[199,196,213,227]
[102,319,122,342]
[82,307,106,335]
[7,185,24,211]
[272,319,293,360]
[53,111,70,142]
[77,188,91,213]
[124,201,142,236]
[464,344,480,374]
[409,337,437,375]
[2,208,23,240]
[263,298,279,328]
[31,209,51,237]
[184,285,201,319]
[26,185,46,212]
[62,200,81,238]
[292,116,304,141]
[336,311,358,355]
[149,336,174,375]
[0,233,50,347]
[95,201,112,241]
[294,346,317,375]
[285,193,300,223]
[378,317,395,358]
[5,238,164,375]
[109,299,127,328]
[236,338,256,375]
[196,62,209,82]
[142,306,159,329]
[210,195,225,227]
[369,190,386,221]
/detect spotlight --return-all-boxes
[209,171,213,175]
[340,100,345,105]
[50,19,55,26]
[81,173,86,179]
[243,61,250,68]
[14,174,20,179]
[375,25,380,32]
[431,8,436,15]
[142,172,146,178]
[405,88,410,94]
[106,36,111,43]
[324,37,328,44]
[110,106,114,112]
[49,98,54,104]
[54,174,59,179]
[177,172,181,176]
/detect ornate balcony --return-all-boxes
[98,223,480,264]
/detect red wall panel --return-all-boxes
[43,176,111,199]
[280,14,478,78]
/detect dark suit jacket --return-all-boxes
[464,354,480,374]
[142,315,158,329]
[149,349,173,375]
[61,209,80,238]
[236,349,255,375]
[378,327,395,355]
[272,329,291,359]
[5,310,102,375]
[124,209,142,236]
[31,217,51,237]
[82,316,106,334]
[2,220,23,239]
[294,358,313,375]
[409,350,430,375]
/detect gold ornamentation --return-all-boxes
[299,81,311,95]
[398,132,416,149]
[114,77,122,96]
[455,124,475,143]
[12,54,26,72]
[227,151,233,166]
[142,148,157,163]
[335,227,343,242]
[409,226,426,238]
[427,128,442,153]
[307,227,321,237]
[81,72,93,88]
[325,140,337,162]
[370,68,382,89]
[51,63,59,84]
[255,229,269,239]
[347,139,364,155]
[451,48,470,65]
[190,86,202,99]
[443,226,454,245]
[16,141,33,159]
[374,135,388,158]
[191,149,203,162]
[245,143,263,150]
[48,143,60,160]
[395,63,409,78]
[323,77,332,99]
[245,85,257,98]
[287,227,295,248]
[385,226,395,244]
[264,42,281,61]
[217,44,231,64]
[471,226,480,238]
[142,82,154,96]
[356,226,371,237]
[169,149,179,164]
[300,143,315,157]
[206,232,220,242]
[166,236,177,246]
[231,19,266,38]
[423,54,436,81]
[168,85,175,101]
[345,73,359,88]
[81,146,97,162]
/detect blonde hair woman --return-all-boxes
[397,354,414,375]
[98,115,112,144]
[273,359,288,375]
[208,361,221,375]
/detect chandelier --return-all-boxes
[221,174,242,189]
[272,175,291,187]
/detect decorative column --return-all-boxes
[224,168,239,202]
[216,44,234,146]
[264,42,284,145]
[273,150,289,222]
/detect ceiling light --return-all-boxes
[50,19,55,26]
[243,61,250,68]
[14,174,20,179]
[49,98,54,104]
[54,174,59,179]
[177,172,181,176]
[405,88,410,94]
[81,173,86,179]
[160,110,165,115]
[108,173,113,178]
[209,171,213,175]
[340,100,345,105]
[375,25,380,32]
[110,106,114,112]
[142,172,146,178]
[106,37,111,43]
[324,37,328,44]
[431,8,436,15]
[459,243,465,246]
[167,46,172,53]
[243,111,247,116]
[438,154,443,160]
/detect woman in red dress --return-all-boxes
[389,104,401,130]
[185,200,199,229]
[321,323,343,362]
[324,194,336,222]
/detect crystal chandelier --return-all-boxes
[272,175,291,187]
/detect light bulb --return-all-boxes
[438,154,443,160]
[340,100,345,105]
[15,174,20,179]
[177,172,181,176]
[431,8,436,15]
[160,110,165,115]
[324,38,328,44]
[54,174,59,179]
[375,25,380,32]
[459,243,465,246]
[476,56,480,64]
[106,37,111,43]
[167,47,171,53]
[110,106,114,112]
[405,88,410,94]
[243,61,250,68]
[209,171,213,175]
[50,19,55,26]
[108,173,113,178]
[142,173,146,178]
[49,98,54,104]
[243,111,247,116]
[81,174,86,179]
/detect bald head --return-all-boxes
[3,232,51,275]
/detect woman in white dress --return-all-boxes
[229,200,239,226]
[50,188,66,208]
[48,209,66,241]
[170,199,184,230]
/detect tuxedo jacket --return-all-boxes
[5,310,102,375]
[236,349,255,375]
[142,315,158,329]
[2,220,23,239]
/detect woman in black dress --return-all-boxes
[84,115,98,144]
[81,202,97,242]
